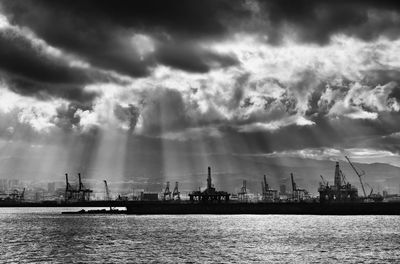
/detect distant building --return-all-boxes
[9,179,19,188]
[35,192,43,202]
[280,184,286,195]
[263,189,278,201]
[0,179,7,191]
[47,182,55,193]
[141,192,159,201]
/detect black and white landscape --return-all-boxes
[1,1,400,262]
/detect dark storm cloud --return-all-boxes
[4,75,98,103]
[1,0,400,85]
[0,29,86,84]
[1,0,246,76]
[0,26,116,102]
[260,0,400,44]
[18,0,238,38]
[156,42,238,73]
[389,86,400,102]
[1,0,400,147]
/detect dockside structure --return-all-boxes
[318,162,358,203]
[189,167,230,202]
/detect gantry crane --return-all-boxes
[238,180,247,201]
[64,173,93,202]
[78,173,93,202]
[65,173,74,201]
[290,173,309,201]
[163,181,171,200]
[172,182,180,200]
[261,175,268,199]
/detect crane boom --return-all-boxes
[339,169,348,185]
[320,175,327,186]
[263,175,268,191]
[345,156,367,197]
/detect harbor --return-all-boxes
[2,155,400,215]
[58,157,400,215]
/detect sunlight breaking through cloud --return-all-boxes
[0,0,400,187]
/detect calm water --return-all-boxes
[0,208,399,263]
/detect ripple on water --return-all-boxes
[0,209,400,263]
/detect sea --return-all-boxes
[0,208,399,263]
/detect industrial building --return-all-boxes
[189,167,230,202]
[318,162,358,203]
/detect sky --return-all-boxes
[0,0,400,191]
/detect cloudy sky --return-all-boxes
[0,0,400,189]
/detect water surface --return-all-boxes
[0,208,399,263]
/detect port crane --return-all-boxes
[104,180,114,210]
[260,174,279,201]
[290,173,309,201]
[65,173,74,201]
[345,156,367,197]
[261,175,270,200]
[104,180,111,201]
[291,173,297,192]
[172,182,180,200]
[291,173,301,200]
[64,173,93,202]
[238,180,247,201]
[262,175,269,191]
[163,181,172,200]
[78,173,93,202]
